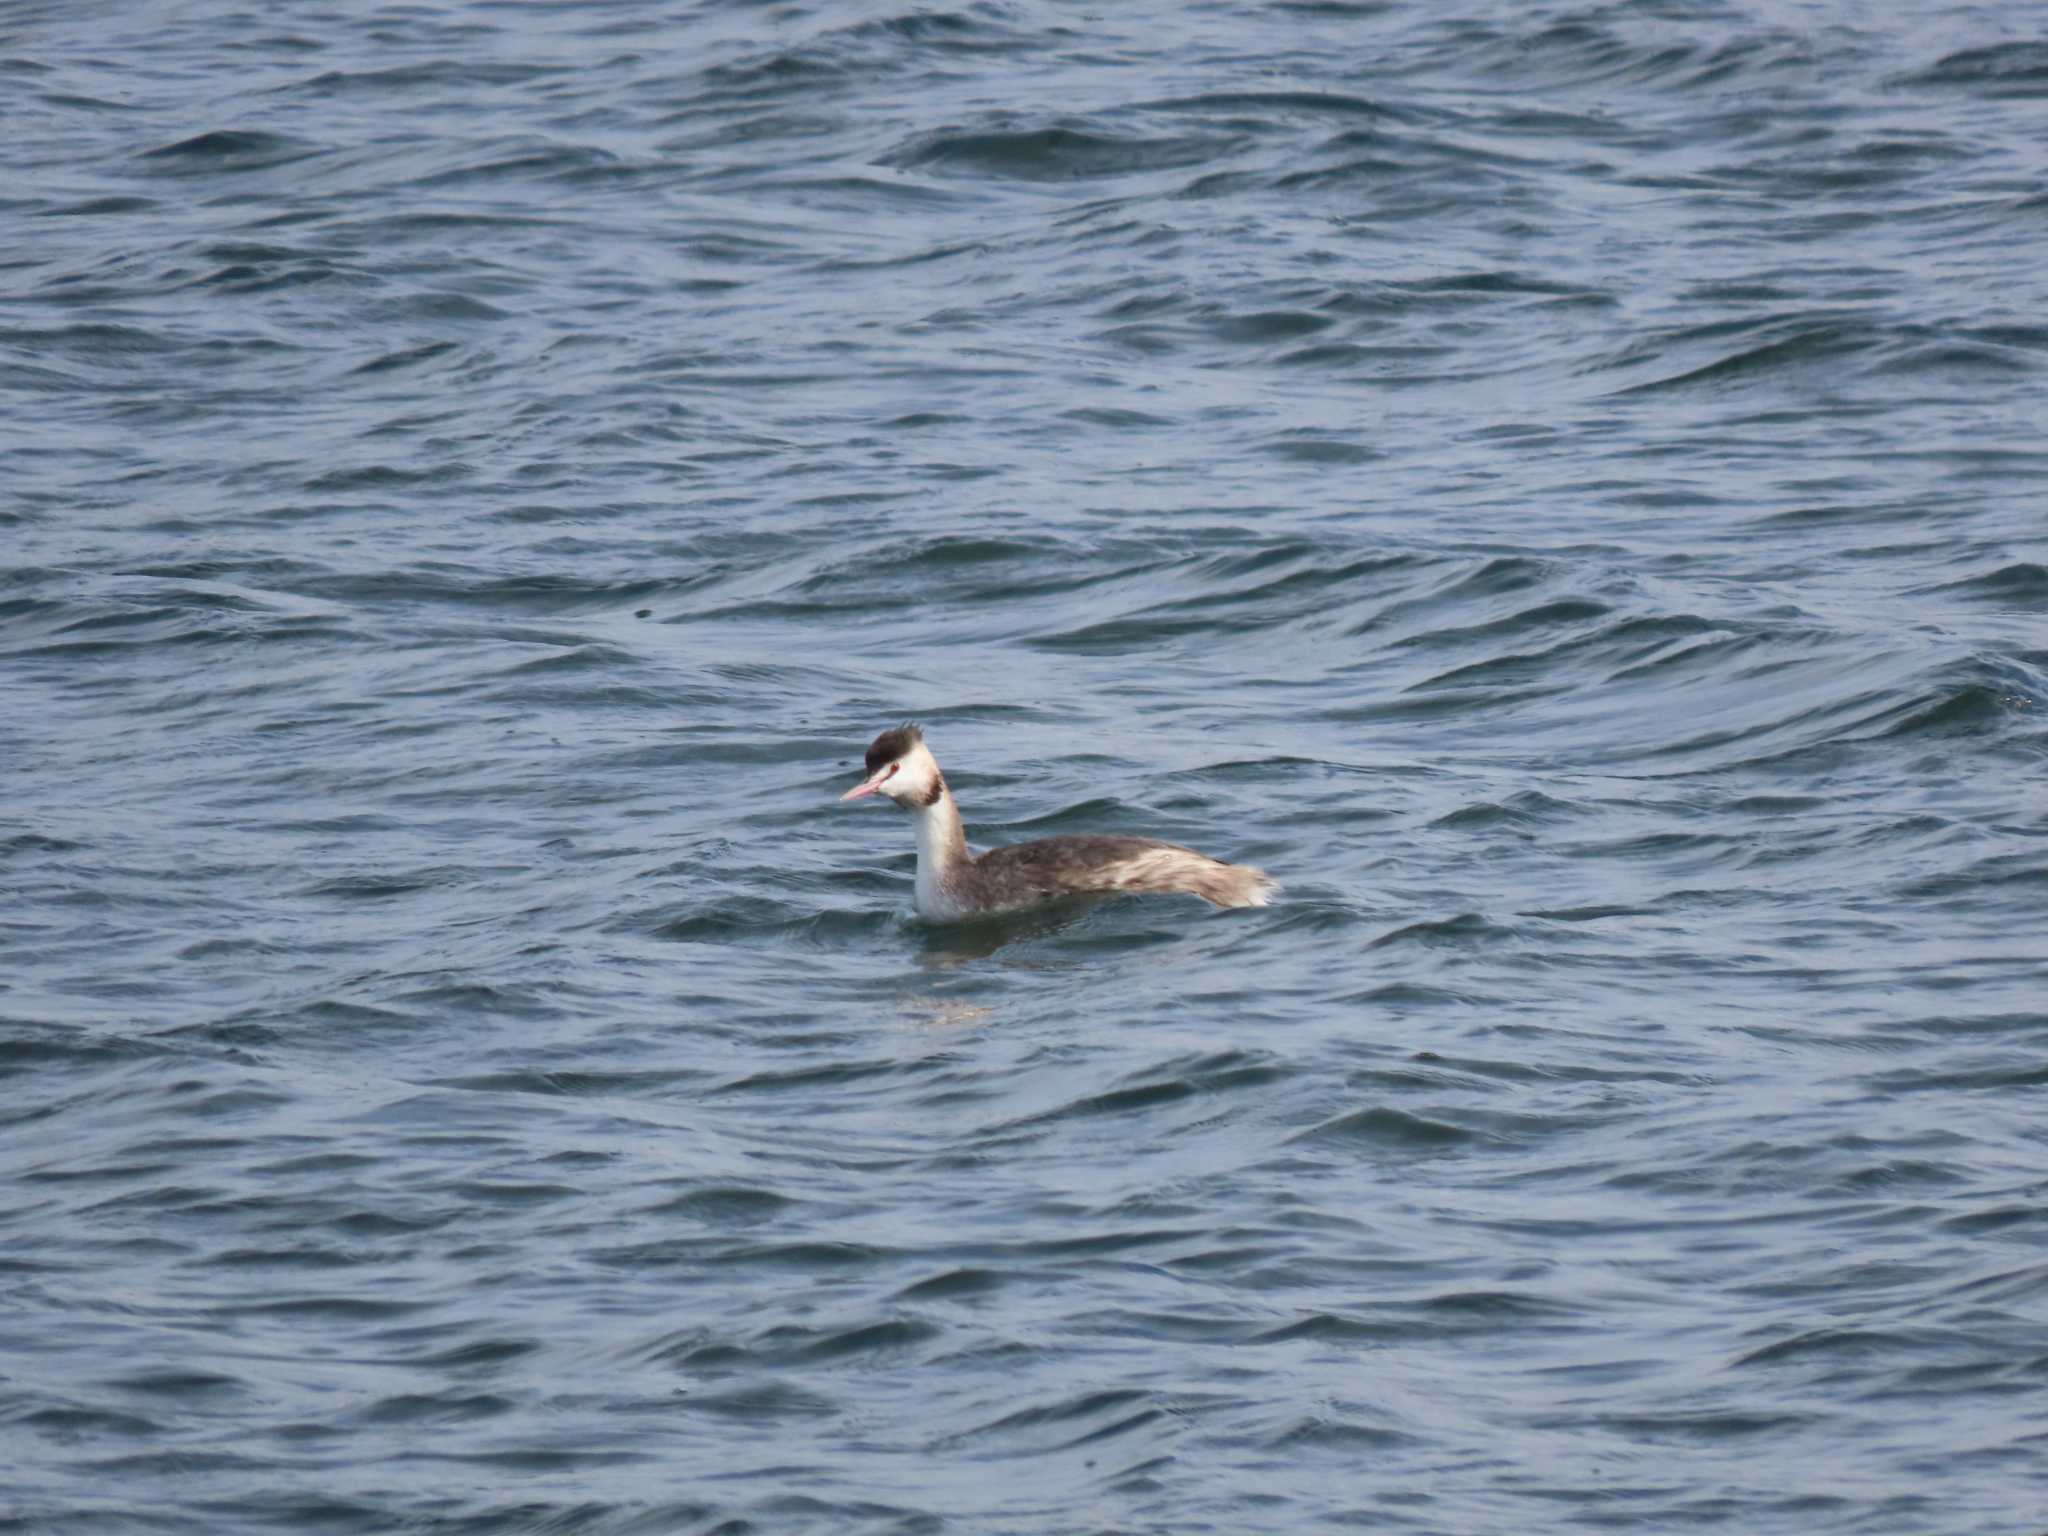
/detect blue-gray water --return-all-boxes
[5,1,2048,1531]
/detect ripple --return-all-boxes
[136,129,321,172]
[888,124,1235,183]
[1290,1105,1483,1149]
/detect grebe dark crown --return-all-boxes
[864,722,923,774]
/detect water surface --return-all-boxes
[5,1,2048,1531]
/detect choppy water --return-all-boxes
[6,1,2048,1531]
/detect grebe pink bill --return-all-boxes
[839,724,1279,922]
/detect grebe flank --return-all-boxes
[839,724,1278,921]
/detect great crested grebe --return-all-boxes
[839,724,1278,921]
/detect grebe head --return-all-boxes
[840,723,944,808]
